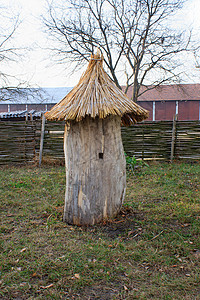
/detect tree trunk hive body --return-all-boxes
[63,115,126,225]
[45,51,149,226]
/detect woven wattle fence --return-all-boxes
[121,120,200,160]
[0,121,36,165]
[0,119,200,165]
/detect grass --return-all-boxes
[0,161,199,299]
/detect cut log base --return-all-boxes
[63,116,126,225]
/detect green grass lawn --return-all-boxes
[0,162,199,299]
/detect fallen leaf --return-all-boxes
[20,282,27,287]
[124,285,128,291]
[20,248,27,253]
[177,258,182,262]
[40,284,54,289]
[128,231,133,236]
[32,272,37,277]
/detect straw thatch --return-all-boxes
[45,52,149,126]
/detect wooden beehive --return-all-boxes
[45,51,148,225]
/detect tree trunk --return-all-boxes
[63,115,126,225]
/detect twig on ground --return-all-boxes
[151,230,164,240]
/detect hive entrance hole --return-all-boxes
[99,152,104,159]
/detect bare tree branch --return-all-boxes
[43,0,197,101]
[0,6,39,102]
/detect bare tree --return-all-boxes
[194,50,200,69]
[43,0,194,101]
[0,5,22,100]
[0,6,46,103]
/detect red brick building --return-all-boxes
[126,84,200,121]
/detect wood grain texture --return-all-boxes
[63,115,126,225]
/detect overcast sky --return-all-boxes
[1,0,200,88]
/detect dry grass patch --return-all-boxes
[0,162,199,299]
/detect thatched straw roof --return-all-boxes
[45,52,149,126]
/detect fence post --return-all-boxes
[170,114,178,163]
[39,114,46,166]
[142,126,144,160]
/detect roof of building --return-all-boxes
[45,52,148,126]
[126,84,200,101]
[0,110,43,119]
[0,87,72,105]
